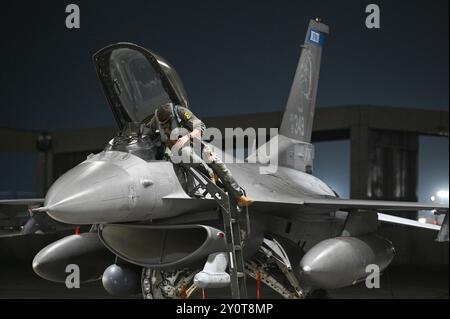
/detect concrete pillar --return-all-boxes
[350,124,369,199]
[37,151,53,197]
[367,130,418,202]
[351,124,419,219]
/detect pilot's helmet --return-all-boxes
[156,102,174,125]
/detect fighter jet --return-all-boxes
[24,19,448,299]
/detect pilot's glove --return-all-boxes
[163,146,172,161]
[175,134,190,148]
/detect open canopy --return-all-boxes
[94,43,189,129]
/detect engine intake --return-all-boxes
[98,224,227,269]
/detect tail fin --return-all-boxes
[279,19,329,142]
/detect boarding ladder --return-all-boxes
[185,166,249,299]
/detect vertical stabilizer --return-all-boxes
[279,19,329,142]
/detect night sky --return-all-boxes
[0,0,448,199]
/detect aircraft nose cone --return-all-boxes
[45,160,136,224]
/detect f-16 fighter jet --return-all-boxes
[11,18,446,299]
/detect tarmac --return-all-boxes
[0,264,447,299]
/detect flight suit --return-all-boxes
[145,105,244,200]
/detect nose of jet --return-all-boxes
[44,160,136,224]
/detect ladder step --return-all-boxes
[186,167,247,298]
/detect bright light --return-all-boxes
[437,190,449,200]
[430,190,449,203]
[418,218,427,224]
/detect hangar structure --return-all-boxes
[1,105,448,206]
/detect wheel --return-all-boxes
[141,268,197,299]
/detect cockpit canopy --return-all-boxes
[94,43,189,129]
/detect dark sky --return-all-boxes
[0,0,448,199]
[0,0,448,130]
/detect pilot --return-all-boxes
[145,102,254,207]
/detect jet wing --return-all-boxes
[0,198,44,205]
[300,198,448,212]
[251,197,448,214]
[252,197,448,241]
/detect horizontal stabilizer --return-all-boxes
[378,213,440,231]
